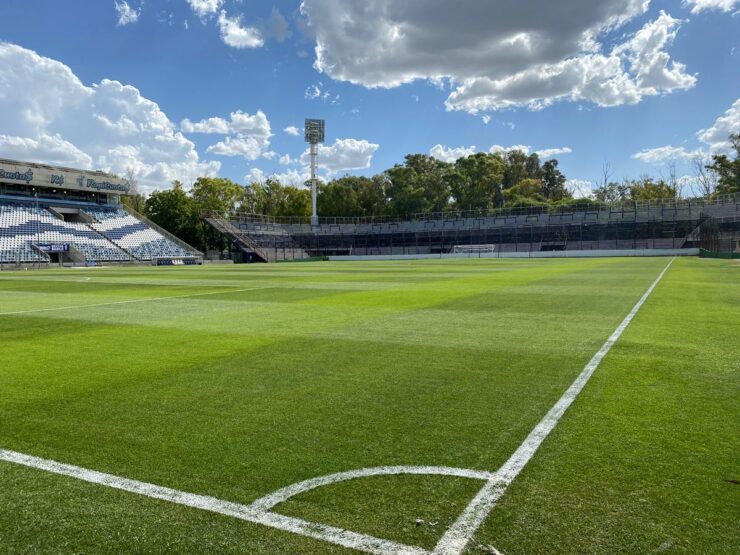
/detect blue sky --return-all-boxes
[0,0,737,194]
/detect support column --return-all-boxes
[310,142,318,227]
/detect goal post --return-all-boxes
[452,244,497,255]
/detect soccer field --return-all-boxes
[0,257,737,554]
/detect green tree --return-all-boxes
[144,181,199,248]
[629,177,678,201]
[121,193,147,214]
[355,175,388,216]
[190,177,246,250]
[502,150,542,190]
[385,167,429,215]
[593,182,631,203]
[318,179,361,217]
[281,186,311,218]
[386,155,452,215]
[504,178,546,204]
[191,177,246,216]
[451,152,505,210]
[706,133,740,195]
[243,179,312,218]
[541,159,570,201]
[318,175,388,218]
[246,179,284,215]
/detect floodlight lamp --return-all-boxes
[304,119,325,144]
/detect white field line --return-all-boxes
[432,257,676,555]
[0,287,267,317]
[251,466,496,511]
[0,449,428,555]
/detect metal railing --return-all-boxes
[219,193,740,227]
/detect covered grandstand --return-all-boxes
[0,158,201,267]
[206,194,740,262]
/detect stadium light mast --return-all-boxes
[304,119,325,226]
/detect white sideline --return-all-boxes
[0,258,675,554]
[432,257,675,555]
[0,287,267,316]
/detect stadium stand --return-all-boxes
[0,203,49,263]
[0,158,202,267]
[0,201,130,263]
[207,194,740,262]
[86,207,196,261]
[0,200,201,265]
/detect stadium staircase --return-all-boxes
[203,215,273,262]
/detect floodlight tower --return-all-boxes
[304,118,325,226]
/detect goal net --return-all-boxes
[453,244,497,254]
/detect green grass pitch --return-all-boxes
[0,257,737,554]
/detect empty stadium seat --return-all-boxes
[0,201,129,263]
[0,200,199,264]
[86,207,197,260]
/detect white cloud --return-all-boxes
[447,12,695,113]
[633,97,740,163]
[299,138,379,174]
[305,82,340,104]
[481,115,491,125]
[218,10,263,49]
[284,126,301,136]
[180,116,230,134]
[429,144,477,163]
[566,179,595,198]
[489,144,533,155]
[182,110,273,159]
[697,98,740,152]
[279,154,298,165]
[229,110,271,141]
[633,145,701,163]
[206,136,265,160]
[114,1,140,26]
[246,168,265,183]
[301,2,695,113]
[186,0,223,19]
[683,0,739,13]
[0,42,219,192]
[536,147,573,158]
[0,134,93,168]
[246,167,313,187]
[486,144,572,158]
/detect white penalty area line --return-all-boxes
[0,286,268,317]
[432,257,676,555]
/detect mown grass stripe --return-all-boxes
[0,286,267,316]
[432,258,675,555]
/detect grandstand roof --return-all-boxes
[0,158,133,196]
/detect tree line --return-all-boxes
[124,134,739,252]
